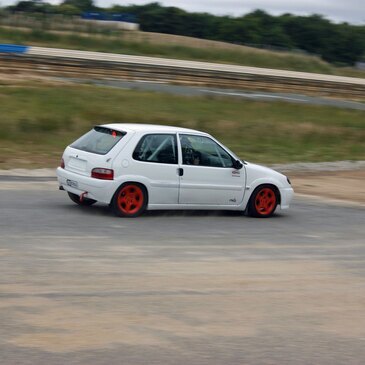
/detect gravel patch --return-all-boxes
[269,160,365,174]
[0,168,56,178]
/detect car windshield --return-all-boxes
[70,126,125,155]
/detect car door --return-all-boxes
[131,133,180,204]
[178,134,245,206]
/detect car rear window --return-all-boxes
[70,127,125,155]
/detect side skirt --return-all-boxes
[147,203,247,211]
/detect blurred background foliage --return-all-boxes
[1,1,364,66]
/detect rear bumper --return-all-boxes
[56,167,117,204]
[279,187,294,210]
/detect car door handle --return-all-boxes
[178,168,184,176]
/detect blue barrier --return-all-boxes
[82,12,137,23]
[0,44,29,54]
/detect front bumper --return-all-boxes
[279,187,294,210]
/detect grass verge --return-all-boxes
[0,83,364,169]
[0,26,364,78]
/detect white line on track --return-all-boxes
[201,89,307,102]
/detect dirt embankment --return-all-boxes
[290,170,365,204]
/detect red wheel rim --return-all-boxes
[255,188,277,216]
[117,185,144,215]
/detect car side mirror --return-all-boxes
[232,160,243,170]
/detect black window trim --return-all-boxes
[132,133,178,165]
[178,133,236,168]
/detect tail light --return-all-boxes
[91,168,114,180]
[60,158,65,169]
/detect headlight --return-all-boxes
[286,176,292,185]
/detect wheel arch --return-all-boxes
[245,183,281,217]
[244,181,282,212]
[110,180,149,206]
[248,183,281,204]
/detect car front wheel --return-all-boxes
[247,185,278,218]
[111,183,147,218]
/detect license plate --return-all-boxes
[66,179,78,189]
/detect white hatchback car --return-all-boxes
[57,124,294,218]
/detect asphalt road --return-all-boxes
[1,182,365,364]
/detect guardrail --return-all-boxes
[1,44,364,97]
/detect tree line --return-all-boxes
[3,1,365,66]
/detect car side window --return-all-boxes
[179,135,234,168]
[133,134,178,164]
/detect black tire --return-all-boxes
[111,183,148,218]
[67,192,96,206]
[247,185,279,218]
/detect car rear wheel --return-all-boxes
[67,192,96,206]
[112,183,147,218]
[247,185,278,218]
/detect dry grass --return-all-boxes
[0,82,364,169]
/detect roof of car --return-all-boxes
[101,123,207,135]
